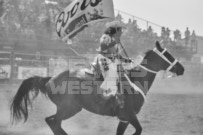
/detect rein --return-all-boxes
[138,64,158,74]
[124,63,157,101]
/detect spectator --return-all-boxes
[0,0,4,17]
[147,26,153,37]
[173,29,181,42]
[184,27,190,46]
[132,20,139,33]
[161,27,166,40]
[127,19,132,25]
[191,30,197,47]
[132,20,137,26]
[115,12,123,22]
[166,28,170,39]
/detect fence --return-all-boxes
[0,50,203,87]
[114,9,163,36]
[0,51,90,84]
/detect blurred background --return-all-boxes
[0,0,202,135]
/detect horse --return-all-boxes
[10,41,184,135]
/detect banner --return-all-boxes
[55,0,115,40]
[0,65,11,79]
[18,67,47,80]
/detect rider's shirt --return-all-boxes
[94,34,123,98]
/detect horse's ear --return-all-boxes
[155,41,163,51]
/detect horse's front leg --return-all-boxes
[129,115,142,135]
[116,121,129,135]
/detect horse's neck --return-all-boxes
[145,70,156,92]
[133,67,156,95]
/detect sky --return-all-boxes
[114,0,203,36]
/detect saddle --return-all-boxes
[85,62,103,79]
[78,61,125,108]
[85,64,97,77]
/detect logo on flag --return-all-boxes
[55,0,115,41]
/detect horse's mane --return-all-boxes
[125,49,152,72]
[144,49,152,58]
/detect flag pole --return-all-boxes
[119,43,130,59]
[117,42,130,108]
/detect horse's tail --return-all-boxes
[10,76,51,124]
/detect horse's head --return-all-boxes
[141,41,184,76]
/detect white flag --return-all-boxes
[55,0,115,40]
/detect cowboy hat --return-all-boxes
[105,20,126,29]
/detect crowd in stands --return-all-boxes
[68,13,197,58]
[0,0,201,84]
[0,3,198,60]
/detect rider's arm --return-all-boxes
[100,41,117,51]
[116,45,132,63]
[118,55,132,63]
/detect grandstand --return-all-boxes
[0,0,200,82]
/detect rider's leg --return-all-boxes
[116,64,125,108]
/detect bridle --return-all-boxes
[139,48,178,74]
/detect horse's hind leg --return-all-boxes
[45,105,82,135]
[57,105,82,135]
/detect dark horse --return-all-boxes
[10,41,184,135]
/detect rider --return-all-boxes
[93,20,132,107]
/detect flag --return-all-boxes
[55,0,115,41]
